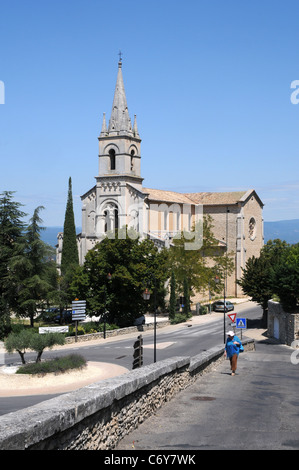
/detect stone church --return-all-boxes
[57,58,264,298]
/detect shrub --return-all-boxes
[16,354,87,375]
[170,313,189,325]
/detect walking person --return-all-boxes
[224,330,243,376]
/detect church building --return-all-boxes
[57,58,264,298]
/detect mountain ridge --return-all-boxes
[41,220,299,248]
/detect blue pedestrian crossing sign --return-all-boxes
[236,318,247,329]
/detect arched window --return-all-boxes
[109,149,116,170]
[130,149,135,171]
[103,204,119,233]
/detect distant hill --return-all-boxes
[41,220,299,248]
[41,227,81,248]
[264,219,299,245]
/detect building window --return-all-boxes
[109,149,116,170]
[130,150,135,171]
[103,204,119,233]
[249,217,256,240]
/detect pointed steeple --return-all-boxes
[133,114,140,138]
[108,59,133,136]
[100,112,108,137]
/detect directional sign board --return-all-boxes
[236,318,247,329]
[72,300,86,321]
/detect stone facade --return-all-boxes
[268,300,299,346]
[56,59,264,298]
[0,340,255,450]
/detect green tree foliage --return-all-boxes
[4,329,32,364]
[29,331,65,362]
[60,177,79,277]
[237,239,299,323]
[0,191,27,338]
[9,206,57,326]
[169,270,176,320]
[237,255,275,327]
[274,243,299,312]
[70,228,169,327]
[5,329,65,364]
[170,215,234,301]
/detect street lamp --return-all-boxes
[104,272,112,339]
[143,280,157,363]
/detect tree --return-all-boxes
[0,191,27,338]
[183,277,190,316]
[70,228,169,327]
[9,206,57,327]
[237,255,274,327]
[170,215,234,303]
[169,270,176,320]
[4,329,32,364]
[274,243,299,312]
[29,332,65,362]
[237,240,290,326]
[5,330,65,363]
[60,177,79,276]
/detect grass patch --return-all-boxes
[16,354,87,375]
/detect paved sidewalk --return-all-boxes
[116,338,299,450]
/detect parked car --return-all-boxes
[134,315,146,326]
[54,310,73,324]
[212,300,234,312]
[36,307,59,323]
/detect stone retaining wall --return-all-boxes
[268,301,299,346]
[65,321,170,344]
[0,339,254,450]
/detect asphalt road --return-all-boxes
[0,302,262,416]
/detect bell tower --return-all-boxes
[97,57,142,188]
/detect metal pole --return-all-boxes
[223,207,229,344]
[154,279,157,363]
[223,283,226,344]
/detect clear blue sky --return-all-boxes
[1,0,299,227]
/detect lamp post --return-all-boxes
[223,208,230,344]
[143,278,157,363]
[104,272,112,339]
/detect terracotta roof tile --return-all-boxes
[143,188,248,206]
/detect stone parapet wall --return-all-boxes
[0,339,254,450]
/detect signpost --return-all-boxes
[39,326,69,334]
[236,317,247,339]
[228,313,237,324]
[72,299,86,342]
[133,335,143,369]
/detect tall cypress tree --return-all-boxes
[61,177,79,276]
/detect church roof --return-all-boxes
[185,191,248,205]
[143,188,195,204]
[143,188,263,207]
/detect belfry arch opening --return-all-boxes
[109,149,116,170]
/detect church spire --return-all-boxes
[100,112,107,137]
[108,58,133,136]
